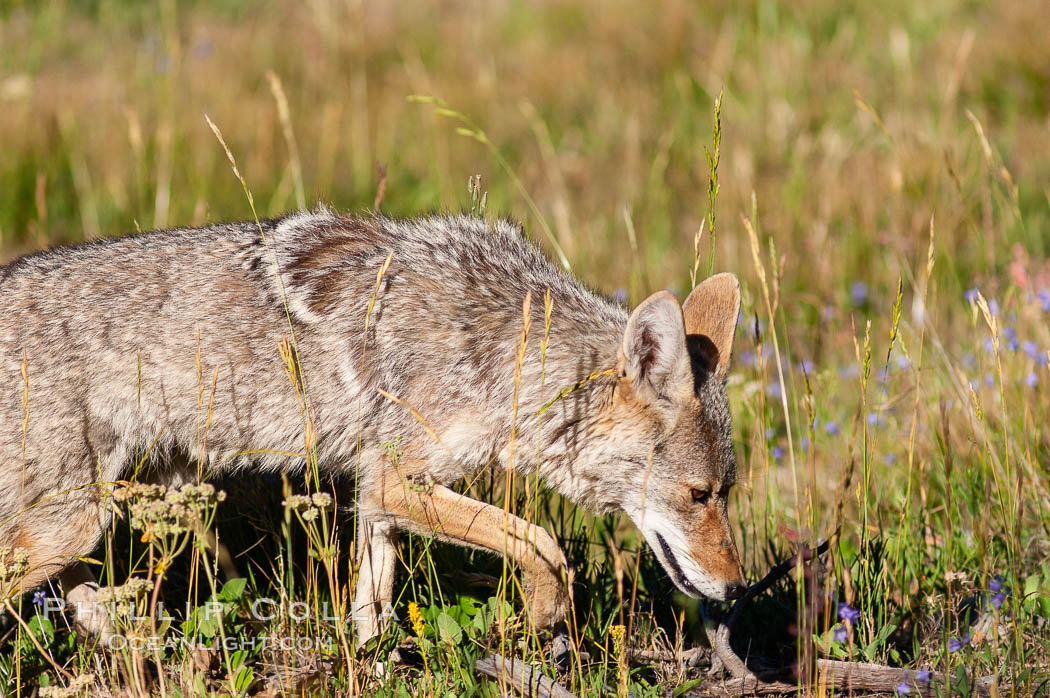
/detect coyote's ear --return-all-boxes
[620,290,690,401]
[682,273,741,379]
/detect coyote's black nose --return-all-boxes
[725,583,747,601]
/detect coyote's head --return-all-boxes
[601,273,746,601]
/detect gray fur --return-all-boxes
[0,210,744,643]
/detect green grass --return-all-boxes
[2,0,1049,695]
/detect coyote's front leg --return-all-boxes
[354,464,571,646]
[353,516,399,646]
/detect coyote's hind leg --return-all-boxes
[3,489,112,639]
[59,560,113,641]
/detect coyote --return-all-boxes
[0,210,745,645]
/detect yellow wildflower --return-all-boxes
[610,624,628,698]
[408,601,425,637]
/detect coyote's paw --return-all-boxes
[66,582,115,645]
[523,564,572,630]
[549,624,573,669]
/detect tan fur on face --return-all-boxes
[689,500,745,589]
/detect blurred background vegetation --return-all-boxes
[4,0,1048,295]
[1,0,1048,694]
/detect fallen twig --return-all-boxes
[475,653,579,698]
[815,660,944,696]
[630,646,709,668]
[702,616,752,679]
[694,661,969,697]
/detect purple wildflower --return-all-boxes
[896,356,910,369]
[883,453,897,465]
[1026,372,1038,388]
[914,670,931,683]
[866,412,879,427]
[194,39,214,59]
[969,379,979,391]
[851,281,868,306]
[896,681,911,695]
[989,579,1012,610]
[612,288,629,305]
[984,373,995,387]
[1039,289,1050,312]
[32,590,46,607]
[800,436,811,450]
[988,299,1000,316]
[1003,325,1016,343]
[1023,341,1039,359]
[739,350,757,367]
[799,359,815,374]
[963,352,976,368]
[982,337,994,354]
[837,602,861,624]
[964,288,979,303]
[832,625,848,643]
[949,633,971,652]
[772,446,784,461]
[825,421,841,436]
[766,382,782,398]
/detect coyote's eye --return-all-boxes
[690,488,710,504]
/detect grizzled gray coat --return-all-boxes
[0,210,745,644]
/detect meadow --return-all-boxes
[1,0,1049,695]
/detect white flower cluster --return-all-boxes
[0,546,30,596]
[39,673,94,698]
[96,578,154,617]
[113,482,226,538]
[282,492,333,522]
